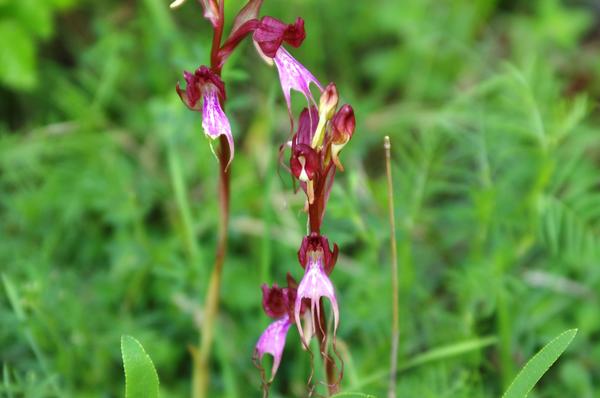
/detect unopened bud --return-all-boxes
[332,104,355,144]
[319,83,338,120]
[311,83,339,148]
[330,104,355,171]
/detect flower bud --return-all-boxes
[330,104,355,171]
[311,83,339,148]
[319,83,339,121]
[332,104,355,143]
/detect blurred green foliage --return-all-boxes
[1,0,599,397]
[0,0,75,90]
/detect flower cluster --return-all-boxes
[253,20,356,393]
[173,0,355,393]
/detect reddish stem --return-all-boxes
[314,299,338,395]
[210,1,225,73]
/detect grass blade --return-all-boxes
[331,393,377,398]
[350,336,497,390]
[121,335,159,398]
[502,329,577,398]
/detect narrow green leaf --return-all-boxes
[2,363,14,398]
[331,393,376,398]
[401,335,497,371]
[502,329,577,398]
[121,336,159,398]
[350,336,497,390]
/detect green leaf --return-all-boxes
[0,21,37,90]
[349,336,497,390]
[121,336,159,398]
[331,393,376,398]
[502,329,577,398]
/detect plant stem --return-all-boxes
[384,136,399,398]
[193,135,231,398]
[315,299,337,396]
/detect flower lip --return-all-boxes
[293,239,340,345]
[200,85,234,167]
[254,315,292,382]
[253,16,306,58]
[271,47,322,119]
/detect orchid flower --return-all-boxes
[254,274,306,382]
[176,66,234,167]
[252,16,322,119]
[294,234,339,346]
[171,0,358,394]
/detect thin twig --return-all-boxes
[384,136,399,398]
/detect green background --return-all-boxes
[1,0,599,396]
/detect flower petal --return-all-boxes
[294,251,339,345]
[272,47,322,118]
[293,107,319,147]
[254,16,305,58]
[254,315,292,381]
[202,86,234,167]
